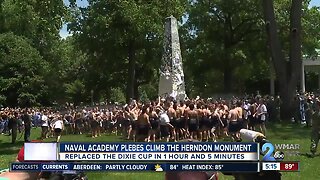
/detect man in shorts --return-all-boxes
[52,115,64,142]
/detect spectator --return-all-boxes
[255,99,268,137]
[52,115,64,142]
[299,93,307,125]
[40,111,49,140]
[21,109,31,142]
[8,112,19,144]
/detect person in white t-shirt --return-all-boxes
[242,100,251,129]
[52,116,64,142]
[158,108,174,142]
[40,112,48,140]
[255,99,268,136]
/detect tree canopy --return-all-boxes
[0,0,319,107]
[0,33,48,107]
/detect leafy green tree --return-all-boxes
[109,87,126,104]
[272,0,320,57]
[1,0,66,52]
[184,0,263,93]
[1,0,38,39]
[1,0,70,105]
[301,3,320,57]
[0,33,49,107]
[64,79,86,105]
[47,36,89,104]
[262,0,320,119]
[68,0,187,102]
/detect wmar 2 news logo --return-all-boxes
[262,143,300,161]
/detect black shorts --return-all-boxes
[170,118,177,127]
[238,118,244,129]
[248,115,256,126]
[91,121,99,128]
[160,125,170,137]
[251,116,264,126]
[228,121,242,133]
[131,120,136,130]
[54,128,62,133]
[137,125,149,136]
[201,117,211,129]
[222,118,228,128]
[75,120,83,128]
[150,120,159,130]
[176,118,184,129]
[242,118,249,127]
[123,119,130,127]
[211,117,219,128]
[257,119,265,124]
[105,121,112,129]
[189,123,198,132]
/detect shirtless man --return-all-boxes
[188,104,199,140]
[136,106,151,142]
[218,103,229,138]
[228,105,241,141]
[196,103,204,141]
[235,101,244,129]
[89,112,99,138]
[167,102,177,142]
[210,105,222,142]
[249,99,258,130]
[222,100,229,113]
[123,106,132,139]
[131,105,140,142]
[127,101,139,141]
[148,106,159,142]
[175,102,186,140]
[183,101,190,138]
[200,105,211,142]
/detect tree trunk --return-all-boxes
[288,0,302,92]
[262,0,287,84]
[284,0,303,120]
[223,14,233,93]
[0,1,3,33]
[262,0,302,120]
[126,40,135,103]
[223,65,232,93]
[134,79,139,100]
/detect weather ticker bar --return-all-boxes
[11,162,259,172]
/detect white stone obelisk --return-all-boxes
[158,16,186,101]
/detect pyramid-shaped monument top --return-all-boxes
[158,16,186,101]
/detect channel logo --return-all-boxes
[262,143,284,161]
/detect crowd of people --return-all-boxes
[0,93,318,152]
[0,93,302,143]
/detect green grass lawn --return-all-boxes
[0,123,319,180]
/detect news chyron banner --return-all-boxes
[24,142,259,161]
[59,142,258,161]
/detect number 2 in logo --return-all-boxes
[262,143,276,161]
